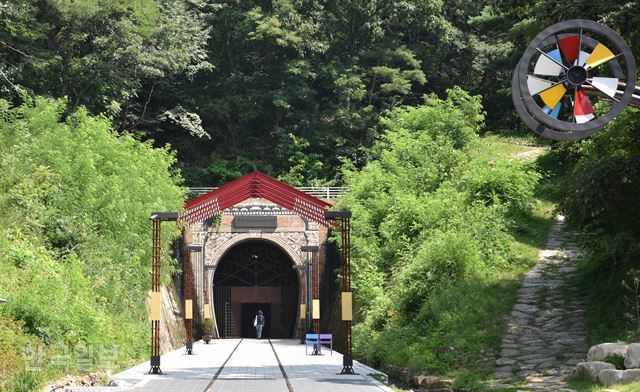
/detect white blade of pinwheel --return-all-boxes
[527,75,555,95]
[534,49,563,76]
[578,50,589,66]
[590,77,619,98]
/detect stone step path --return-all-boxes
[494,215,587,390]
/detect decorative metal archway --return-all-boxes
[325,211,354,375]
[148,212,179,375]
[513,19,637,140]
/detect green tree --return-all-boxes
[0,0,211,131]
[152,0,471,185]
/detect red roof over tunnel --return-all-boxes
[182,171,333,226]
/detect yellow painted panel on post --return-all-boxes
[586,43,615,69]
[151,292,161,321]
[300,304,306,319]
[185,300,193,320]
[312,299,320,319]
[538,83,566,110]
[341,292,353,321]
[203,304,211,319]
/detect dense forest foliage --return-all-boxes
[3,0,638,186]
[0,1,619,182]
[1,0,640,390]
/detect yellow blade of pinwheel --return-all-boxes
[586,43,615,69]
[538,84,566,109]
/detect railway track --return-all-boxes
[203,339,294,392]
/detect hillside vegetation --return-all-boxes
[544,108,640,344]
[1,0,640,391]
[3,0,637,185]
[0,97,184,390]
[336,89,553,388]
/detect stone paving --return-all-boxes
[209,339,286,392]
[107,339,239,392]
[94,338,391,392]
[494,215,587,390]
[273,339,391,392]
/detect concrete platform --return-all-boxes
[98,339,392,392]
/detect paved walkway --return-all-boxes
[96,339,391,392]
[494,215,587,390]
[109,339,239,392]
[274,340,389,392]
[210,339,285,392]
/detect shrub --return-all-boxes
[0,97,185,308]
[394,231,482,317]
[338,88,539,379]
[1,371,42,392]
[0,317,40,390]
[0,96,185,385]
[382,87,483,149]
[459,160,540,215]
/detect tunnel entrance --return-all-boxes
[213,240,298,338]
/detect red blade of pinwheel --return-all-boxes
[574,90,595,123]
[558,35,580,64]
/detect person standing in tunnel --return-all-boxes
[254,309,265,339]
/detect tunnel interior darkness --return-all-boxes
[213,240,298,338]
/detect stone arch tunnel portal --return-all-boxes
[212,240,299,339]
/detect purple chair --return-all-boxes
[319,334,333,355]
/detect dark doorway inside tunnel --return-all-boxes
[213,240,299,338]
[241,303,271,338]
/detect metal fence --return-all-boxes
[188,186,349,199]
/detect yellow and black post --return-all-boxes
[300,245,319,353]
[325,211,355,374]
[184,245,201,355]
[203,272,212,343]
[149,212,179,375]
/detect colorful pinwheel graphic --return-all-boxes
[512,20,636,141]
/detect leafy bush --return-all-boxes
[0,96,184,308]
[394,231,482,316]
[1,232,108,346]
[0,96,185,386]
[381,86,484,149]
[1,371,42,392]
[0,316,40,389]
[337,89,540,379]
[460,160,540,215]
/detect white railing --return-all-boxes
[188,186,349,199]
